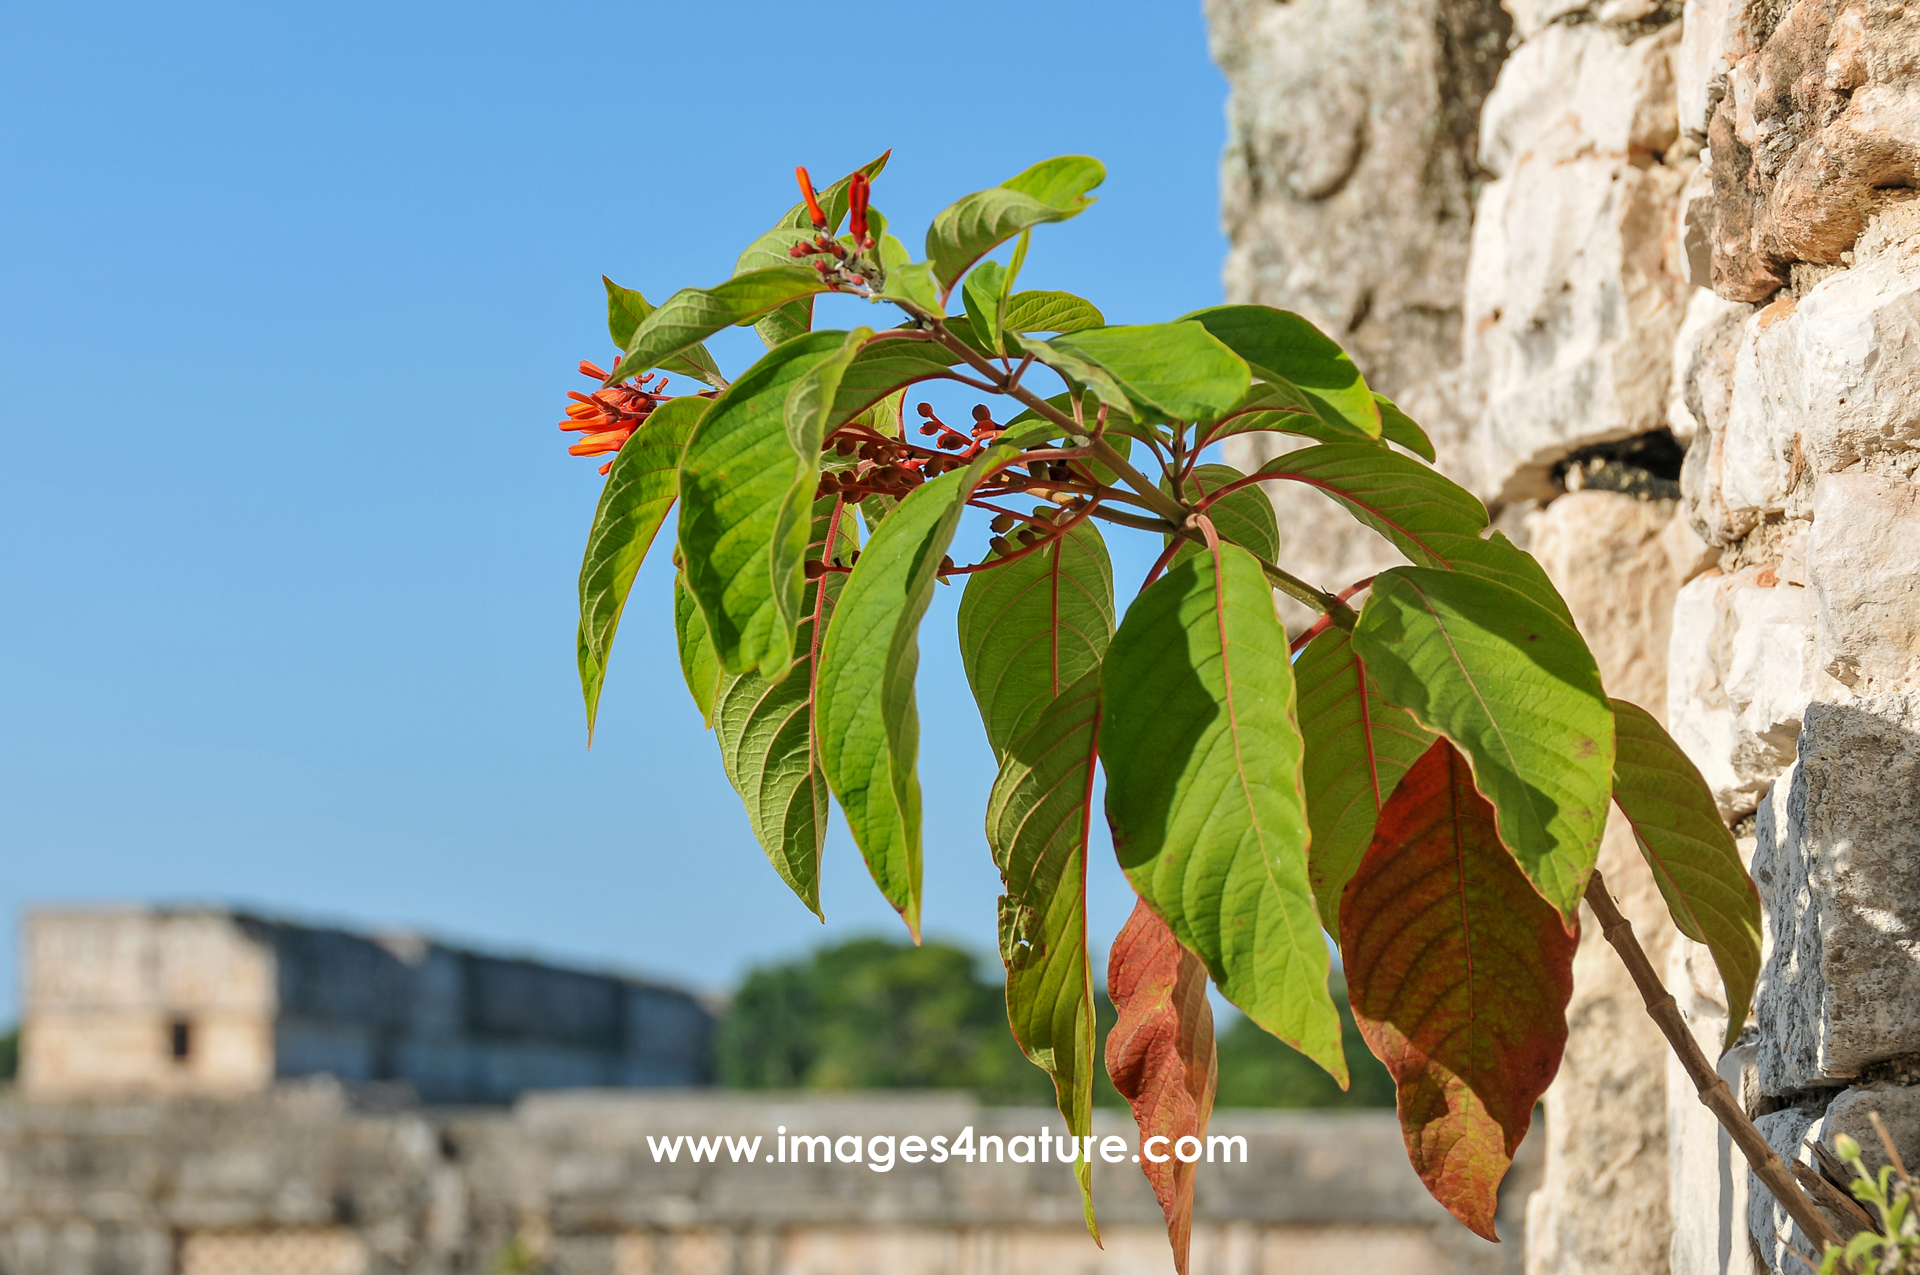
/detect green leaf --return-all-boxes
[1416,532,1577,629]
[1341,739,1575,1240]
[1352,568,1614,920]
[611,267,831,383]
[775,150,892,232]
[1294,628,1436,928]
[1375,393,1435,462]
[1049,323,1250,424]
[1202,382,1372,446]
[987,669,1104,1237]
[927,156,1105,297]
[674,570,724,729]
[602,278,726,388]
[766,328,870,653]
[1609,698,1763,1045]
[1100,540,1344,1082]
[875,260,945,319]
[677,330,854,680]
[817,448,1015,937]
[958,521,1114,759]
[1181,305,1379,438]
[1169,463,1277,569]
[1250,442,1487,563]
[825,336,962,430]
[962,260,1008,355]
[576,396,711,740]
[729,229,821,350]
[706,498,862,919]
[1001,290,1105,335]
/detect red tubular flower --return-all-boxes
[795,166,827,230]
[848,173,870,244]
[556,364,669,474]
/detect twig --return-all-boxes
[1793,1150,1875,1236]
[1869,1110,1911,1183]
[1585,872,1845,1255]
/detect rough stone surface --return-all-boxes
[1747,1087,1920,1273]
[1703,0,1920,301]
[1667,568,1816,816]
[1460,21,1693,500]
[18,908,713,1105]
[1748,1107,1821,1274]
[1753,696,1920,1095]
[1675,288,1761,543]
[1210,0,1509,416]
[1810,473,1920,691]
[0,1089,1542,1275]
[1210,0,1511,616]
[1675,0,1764,138]
[1719,231,1920,524]
[1527,492,1690,714]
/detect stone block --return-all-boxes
[1810,473,1920,693]
[1667,568,1816,816]
[1460,23,1692,500]
[1525,491,1688,714]
[1746,1087,1920,1273]
[1718,242,1920,525]
[1479,23,1681,178]
[1753,696,1920,1094]
[1703,0,1920,301]
[1524,814,1675,1275]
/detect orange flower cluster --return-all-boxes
[559,361,667,474]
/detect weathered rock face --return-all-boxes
[1210,0,1512,618]
[1210,0,1920,1263]
[1702,0,1920,301]
[1753,698,1920,1095]
[1666,33,1920,1263]
[1459,20,1694,502]
[1209,0,1509,412]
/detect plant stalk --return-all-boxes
[1584,871,1844,1255]
[923,321,1356,627]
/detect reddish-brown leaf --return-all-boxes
[1105,899,1217,1275]
[1338,739,1576,1240]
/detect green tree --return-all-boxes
[717,936,1053,1104]
[1214,978,1393,1110]
[0,1027,15,1081]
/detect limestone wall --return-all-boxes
[0,1087,1541,1275]
[1208,0,1920,1268]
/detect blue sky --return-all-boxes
[0,1,1232,1019]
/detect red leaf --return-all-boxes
[1105,899,1217,1275]
[1338,739,1576,1240]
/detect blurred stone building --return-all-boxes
[17,907,714,1104]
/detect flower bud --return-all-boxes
[795,166,827,230]
[990,513,1017,534]
[848,173,870,243]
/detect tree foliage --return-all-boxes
[555,153,1759,1270]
